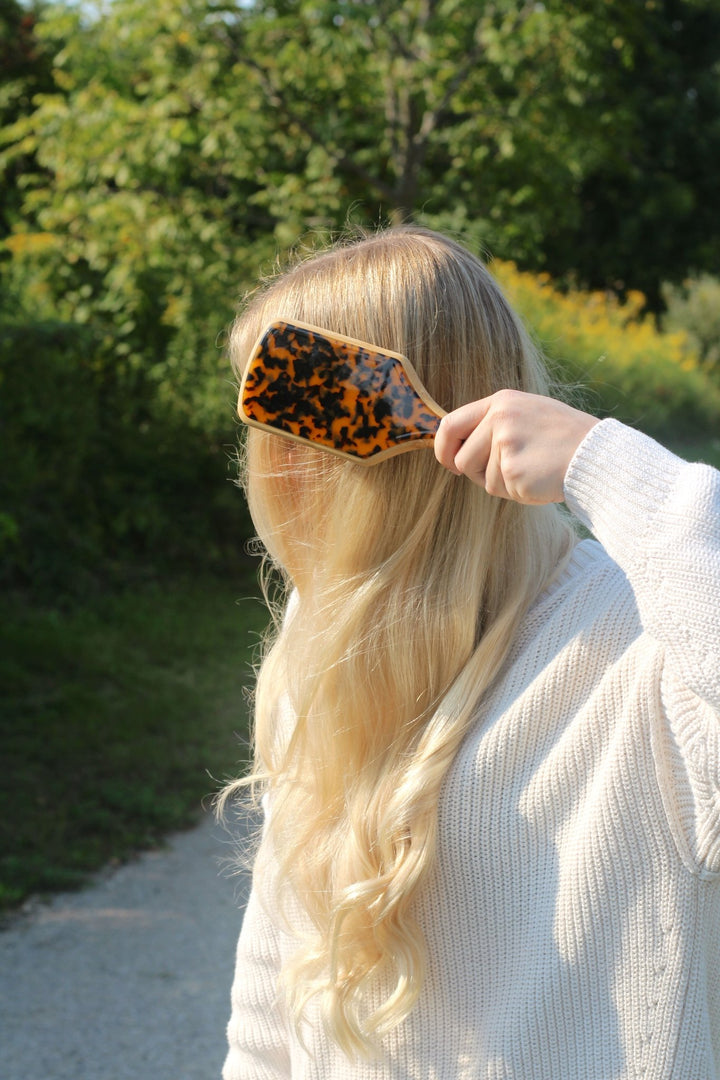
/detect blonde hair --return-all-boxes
[222,228,575,1056]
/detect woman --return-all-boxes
[221,227,720,1079]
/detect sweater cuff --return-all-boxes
[563,419,686,551]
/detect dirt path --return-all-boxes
[0,814,250,1080]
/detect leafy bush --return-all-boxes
[0,319,250,595]
[493,261,720,437]
[662,274,720,375]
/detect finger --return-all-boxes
[452,420,497,490]
[434,398,493,473]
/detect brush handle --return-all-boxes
[240,321,446,464]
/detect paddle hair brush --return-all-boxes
[239,320,446,464]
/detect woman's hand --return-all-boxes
[434,390,599,505]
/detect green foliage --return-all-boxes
[0,0,56,238]
[1,0,273,433]
[662,274,720,374]
[0,319,100,585]
[0,318,248,594]
[494,261,720,438]
[540,0,720,306]
[7,0,720,305]
[233,0,607,260]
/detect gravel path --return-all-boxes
[0,814,251,1080]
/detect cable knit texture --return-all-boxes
[224,419,720,1079]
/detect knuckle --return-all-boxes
[438,412,463,437]
[491,388,521,413]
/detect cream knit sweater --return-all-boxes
[224,419,720,1080]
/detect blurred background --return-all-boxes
[2,0,720,913]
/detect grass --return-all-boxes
[0,565,269,913]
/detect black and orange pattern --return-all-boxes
[239,321,444,463]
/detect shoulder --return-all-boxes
[520,538,638,647]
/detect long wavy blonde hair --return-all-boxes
[222,228,575,1056]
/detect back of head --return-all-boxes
[226,227,575,1056]
[229,227,552,587]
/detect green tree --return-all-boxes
[198,0,720,296]
[223,0,605,263]
[6,0,720,344]
[541,0,720,307]
[0,0,267,588]
[0,0,56,252]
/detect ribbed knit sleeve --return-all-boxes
[564,419,720,871]
[564,419,720,708]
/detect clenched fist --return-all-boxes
[434,390,599,505]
